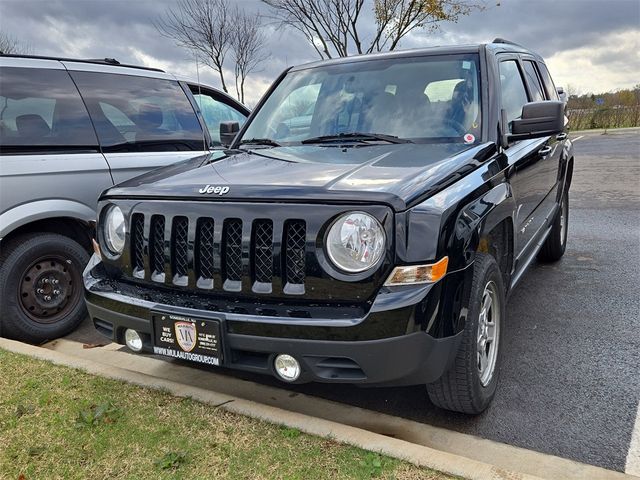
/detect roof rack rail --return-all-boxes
[84,57,121,65]
[0,53,165,72]
[492,38,528,49]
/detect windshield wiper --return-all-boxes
[239,138,282,147]
[301,132,412,145]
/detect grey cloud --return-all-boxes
[1,0,638,100]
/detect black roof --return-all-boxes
[0,53,165,72]
[289,39,542,72]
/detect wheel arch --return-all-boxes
[0,200,96,252]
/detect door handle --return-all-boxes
[539,146,553,156]
[556,133,568,141]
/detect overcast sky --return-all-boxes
[1,0,639,105]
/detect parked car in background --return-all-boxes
[0,54,249,343]
[84,39,573,414]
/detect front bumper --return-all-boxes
[83,254,462,386]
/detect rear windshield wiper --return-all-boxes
[301,132,413,144]
[239,138,282,147]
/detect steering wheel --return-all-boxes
[441,118,466,136]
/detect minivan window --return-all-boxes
[499,60,529,132]
[523,61,545,102]
[0,67,98,154]
[191,92,246,143]
[240,54,482,144]
[71,72,204,152]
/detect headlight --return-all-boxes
[103,205,126,256]
[326,212,385,273]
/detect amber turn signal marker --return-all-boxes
[92,238,102,260]
[384,256,449,286]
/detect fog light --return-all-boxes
[124,328,143,352]
[274,354,301,382]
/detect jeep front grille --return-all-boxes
[128,213,307,295]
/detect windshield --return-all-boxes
[240,53,482,146]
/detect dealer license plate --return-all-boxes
[152,312,222,366]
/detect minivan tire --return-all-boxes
[0,233,89,343]
[426,253,505,414]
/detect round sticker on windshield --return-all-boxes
[463,133,475,144]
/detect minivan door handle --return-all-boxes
[556,133,568,141]
[539,146,553,156]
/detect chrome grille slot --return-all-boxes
[130,213,144,279]
[149,215,165,283]
[284,220,306,295]
[252,220,273,293]
[222,218,243,291]
[171,216,189,286]
[195,218,215,289]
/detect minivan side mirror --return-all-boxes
[508,101,564,142]
[219,121,240,147]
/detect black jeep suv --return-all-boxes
[84,39,573,413]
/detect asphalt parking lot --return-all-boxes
[68,129,640,474]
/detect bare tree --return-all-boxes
[0,31,32,54]
[155,0,234,93]
[231,10,269,103]
[262,0,483,59]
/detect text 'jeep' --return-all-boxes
[84,39,574,413]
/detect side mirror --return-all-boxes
[509,101,564,141]
[556,86,568,105]
[219,121,240,147]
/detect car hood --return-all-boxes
[106,142,496,211]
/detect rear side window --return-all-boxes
[523,61,546,102]
[499,60,529,132]
[0,67,98,154]
[537,63,560,101]
[191,91,247,143]
[71,72,204,152]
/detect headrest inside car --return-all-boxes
[135,104,164,129]
[16,114,51,139]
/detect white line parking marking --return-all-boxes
[572,135,585,142]
[627,401,640,475]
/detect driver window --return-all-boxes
[499,60,529,133]
[270,83,321,139]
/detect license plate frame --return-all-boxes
[152,311,222,366]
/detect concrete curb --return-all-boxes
[0,338,537,480]
[2,338,635,480]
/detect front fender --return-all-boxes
[395,156,512,270]
[0,199,96,240]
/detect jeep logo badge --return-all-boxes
[199,184,230,195]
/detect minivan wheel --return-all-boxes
[0,233,89,343]
[426,253,505,414]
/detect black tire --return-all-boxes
[427,253,505,414]
[0,233,89,343]
[537,191,569,262]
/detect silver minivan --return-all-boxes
[0,54,249,343]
